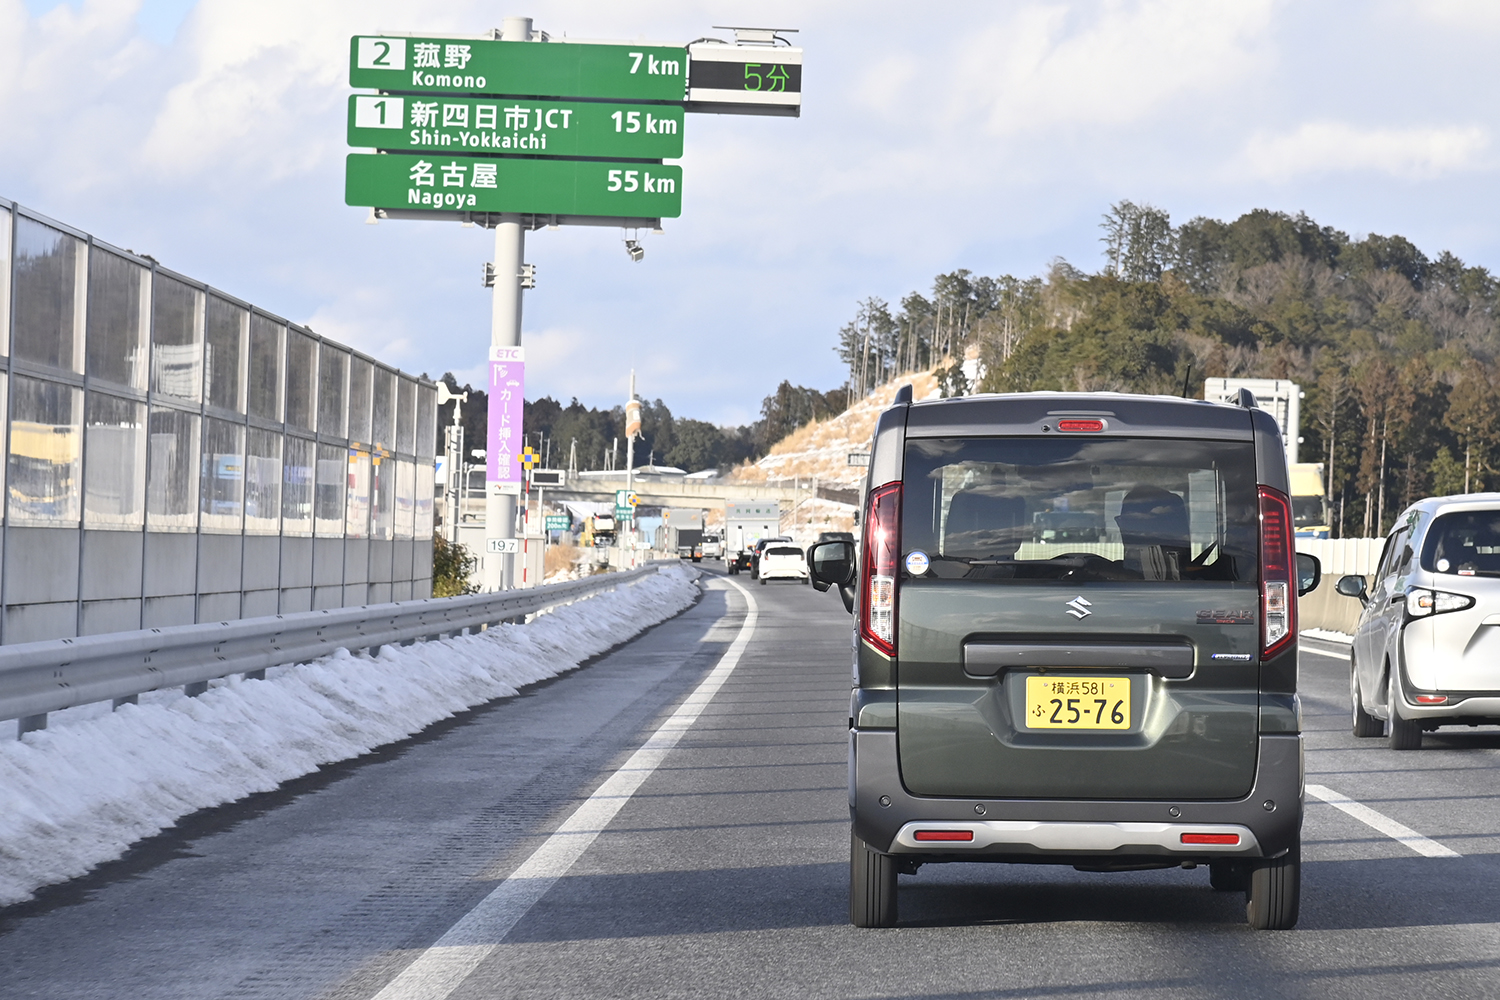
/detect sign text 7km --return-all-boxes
[350,36,686,101]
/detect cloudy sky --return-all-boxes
[4,0,1500,424]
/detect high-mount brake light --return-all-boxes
[860,482,901,656]
[1057,418,1105,432]
[1259,486,1296,658]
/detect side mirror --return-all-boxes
[1335,574,1369,605]
[808,540,856,590]
[1296,553,1321,597]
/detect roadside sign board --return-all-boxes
[346,153,682,217]
[486,346,524,485]
[350,37,687,101]
[544,515,571,531]
[687,43,802,115]
[348,95,684,159]
[487,537,520,554]
[615,505,635,521]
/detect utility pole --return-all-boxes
[481,15,534,592]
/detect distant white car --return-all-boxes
[758,545,810,584]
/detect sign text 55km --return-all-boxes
[350,36,686,101]
[345,153,682,217]
[349,95,683,159]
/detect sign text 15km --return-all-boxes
[350,36,687,101]
[345,153,682,217]
[348,95,683,159]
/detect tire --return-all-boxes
[849,830,897,927]
[1352,660,1382,738]
[1246,844,1300,930]
[760,577,767,586]
[1209,861,1250,892]
[1388,673,1423,750]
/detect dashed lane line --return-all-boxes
[368,576,759,1000]
[1306,784,1462,858]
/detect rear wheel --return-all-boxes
[1245,844,1299,930]
[1352,660,1382,737]
[849,830,897,927]
[760,577,767,586]
[1209,861,1250,892]
[1388,673,1423,750]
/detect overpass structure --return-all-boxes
[541,474,859,510]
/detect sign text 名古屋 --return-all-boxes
[350,37,687,101]
[487,346,524,485]
[348,95,684,159]
[345,153,682,217]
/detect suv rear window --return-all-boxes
[1421,510,1500,576]
[902,437,1258,583]
[766,547,802,557]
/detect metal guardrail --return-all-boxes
[1,566,662,738]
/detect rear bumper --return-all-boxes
[761,568,808,580]
[849,728,1302,861]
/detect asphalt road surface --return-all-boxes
[3,569,1499,999]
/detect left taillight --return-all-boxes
[1259,485,1295,658]
[860,482,901,656]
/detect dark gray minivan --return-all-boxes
[808,389,1320,931]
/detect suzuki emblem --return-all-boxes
[1065,596,1093,619]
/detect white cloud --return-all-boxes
[1239,122,1490,182]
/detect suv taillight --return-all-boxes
[861,482,901,656]
[1259,485,1295,658]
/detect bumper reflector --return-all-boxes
[914,830,974,842]
[1181,833,1241,846]
[1415,694,1449,704]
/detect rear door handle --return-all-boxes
[1389,594,1405,605]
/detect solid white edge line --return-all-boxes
[368,575,758,1000]
[1301,647,1351,659]
[1306,784,1461,858]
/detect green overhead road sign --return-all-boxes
[614,505,635,521]
[348,95,684,159]
[345,152,682,217]
[350,36,687,101]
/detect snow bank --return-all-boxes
[0,566,700,907]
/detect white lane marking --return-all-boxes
[369,577,758,1000]
[1306,784,1461,858]
[1301,646,1351,659]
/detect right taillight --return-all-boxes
[860,481,901,656]
[1259,486,1295,658]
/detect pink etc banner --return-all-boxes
[487,346,524,484]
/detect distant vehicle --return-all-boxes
[757,545,809,585]
[1290,463,1330,539]
[749,536,792,579]
[1340,495,1500,750]
[590,513,616,546]
[701,532,723,559]
[816,531,855,544]
[725,501,781,575]
[675,527,704,562]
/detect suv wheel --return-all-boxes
[849,831,897,927]
[1351,660,1382,738]
[1245,844,1299,930]
[1209,861,1250,892]
[1387,672,1423,750]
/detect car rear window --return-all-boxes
[1421,510,1500,576]
[902,437,1259,584]
[766,547,802,557]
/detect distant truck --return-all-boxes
[1290,463,1330,538]
[725,501,782,572]
[676,528,704,562]
[590,513,616,545]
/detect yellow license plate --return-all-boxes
[1024,676,1131,730]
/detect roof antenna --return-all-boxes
[1180,363,1193,399]
[894,384,913,404]
[1235,387,1258,409]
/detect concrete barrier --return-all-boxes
[1296,538,1383,635]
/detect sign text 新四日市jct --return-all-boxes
[350,36,687,101]
[345,152,682,217]
[348,95,684,160]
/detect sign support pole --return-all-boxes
[485,214,525,591]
